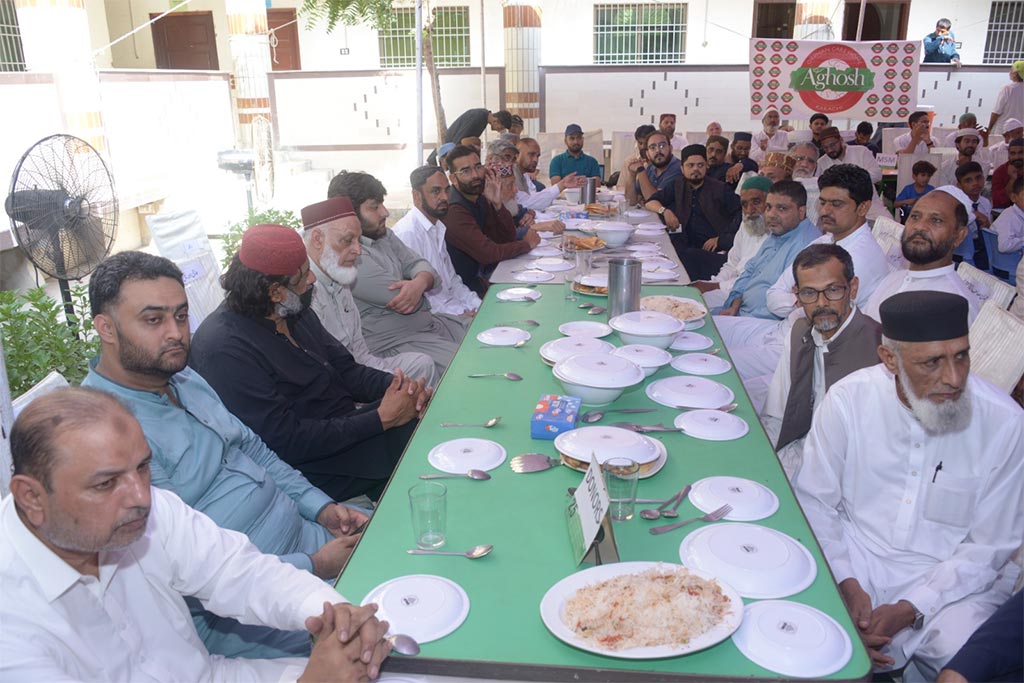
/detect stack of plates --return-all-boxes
[679,523,817,599]
[476,327,531,347]
[427,438,507,473]
[670,331,714,351]
[496,287,542,302]
[362,575,470,644]
[732,601,853,678]
[674,410,749,441]
[646,376,735,409]
[671,353,732,376]
[529,257,573,272]
[515,270,554,283]
[611,344,673,376]
[554,426,666,477]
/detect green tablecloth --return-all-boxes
[335,284,871,681]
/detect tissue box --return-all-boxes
[559,210,589,220]
[531,394,582,440]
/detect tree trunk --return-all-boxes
[423,11,447,146]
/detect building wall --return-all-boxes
[102,0,234,70]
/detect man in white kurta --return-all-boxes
[992,190,1024,253]
[816,126,889,220]
[895,112,940,156]
[863,188,982,324]
[750,109,789,164]
[794,291,1023,682]
[933,130,991,187]
[301,196,436,386]
[1,387,388,682]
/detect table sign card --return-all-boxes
[876,153,898,169]
[565,455,619,565]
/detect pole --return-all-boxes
[479,0,486,110]
[416,0,424,165]
[855,0,866,41]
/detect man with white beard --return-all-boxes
[692,176,772,308]
[302,196,436,385]
[789,142,821,227]
[794,290,1024,683]
[750,108,789,164]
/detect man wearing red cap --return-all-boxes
[327,171,468,380]
[190,224,428,501]
[300,195,437,386]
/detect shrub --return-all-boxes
[220,208,302,270]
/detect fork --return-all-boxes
[648,504,732,535]
[609,422,679,433]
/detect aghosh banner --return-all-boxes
[748,39,921,121]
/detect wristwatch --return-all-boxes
[657,207,666,216]
[910,603,924,630]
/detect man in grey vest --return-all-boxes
[762,243,882,477]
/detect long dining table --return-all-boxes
[334,282,871,682]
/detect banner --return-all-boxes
[748,39,921,122]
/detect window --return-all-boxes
[983,2,1024,64]
[753,2,796,39]
[379,6,470,69]
[842,0,908,41]
[593,3,687,65]
[0,0,26,72]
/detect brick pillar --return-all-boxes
[502,0,541,136]
[794,0,841,41]
[14,0,108,153]
[225,0,271,147]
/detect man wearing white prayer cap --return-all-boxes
[987,117,1023,169]
[933,129,990,187]
[795,290,1024,682]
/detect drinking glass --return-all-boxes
[602,457,640,521]
[409,481,446,548]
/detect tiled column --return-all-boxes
[15,0,108,152]
[503,0,541,136]
[794,0,841,41]
[226,0,271,147]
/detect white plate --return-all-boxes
[579,272,609,288]
[646,376,735,409]
[553,353,646,388]
[554,425,660,465]
[609,311,684,336]
[679,523,817,599]
[539,336,615,365]
[636,227,667,236]
[674,410,750,442]
[362,575,469,644]
[537,231,558,239]
[626,243,662,253]
[476,326,532,347]
[671,353,733,376]
[611,344,673,370]
[558,435,668,479]
[636,222,665,231]
[685,318,706,331]
[732,601,853,679]
[539,562,744,659]
[640,295,708,323]
[688,476,779,521]
[670,332,714,351]
[530,257,573,272]
[515,270,555,283]
[529,246,562,257]
[642,271,680,282]
[427,438,507,473]
[534,210,557,221]
[641,258,678,271]
[496,287,542,302]
[558,320,613,338]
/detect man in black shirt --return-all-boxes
[190,223,428,501]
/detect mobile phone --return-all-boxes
[498,164,514,177]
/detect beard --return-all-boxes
[320,246,359,286]
[455,175,484,196]
[793,166,815,179]
[809,305,842,332]
[901,230,957,264]
[742,213,768,236]
[896,359,972,436]
[275,286,312,318]
[42,505,150,554]
[116,324,188,379]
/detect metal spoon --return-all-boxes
[439,417,502,428]
[587,307,607,315]
[496,319,539,327]
[659,485,692,518]
[406,544,494,559]
[385,634,420,656]
[578,302,595,309]
[681,402,739,413]
[419,469,491,481]
[468,372,523,381]
[580,407,657,423]
[480,340,527,349]
[640,489,684,520]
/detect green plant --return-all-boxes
[220,208,303,270]
[0,285,99,397]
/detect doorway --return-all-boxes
[151,11,219,70]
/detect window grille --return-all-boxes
[0,0,25,73]
[983,1,1024,64]
[379,6,470,69]
[593,3,687,65]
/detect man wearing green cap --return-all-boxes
[989,61,1024,136]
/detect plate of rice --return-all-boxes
[540,562,743,659]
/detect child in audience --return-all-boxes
[895,160,937,223]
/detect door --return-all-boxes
[268,8,301,71]
[151,11,219,70]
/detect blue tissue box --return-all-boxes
[531,394,582,440]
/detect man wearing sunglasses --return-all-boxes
[762,243,881,478]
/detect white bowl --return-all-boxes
[564,188,581,203]
[552,353,645,406]
[623,209,652,225]
[594,223,636,247]
[608,311,685,349]
[611,344,673,377]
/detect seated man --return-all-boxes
[631,130,682,207]
[390,166,481,318]
[712,181,822,409]
[300,197,436,386]
[991,136,1023,209]
[864,186,981,323]
[549,123,602,184]
[937,591,1023,683]
[327,171,468,378]
[83,251,369,658]
[816,126,888,221]
[992,176,1024,254]
[794,291,1023,681]
[1,387,390,682]
[789,142,822,228]
[761,244,882,477]
[444,145,541,294]
[658,112,688,151]
[895,111,939,156]
[809,113,830,153]
[850,121,881,156]
[934,129,991,187]
[750,108,789,164]
[987,119,1021,170]
[692,176,772,308]
[190,224,428,502]
[516,136,582,211]
[759,152,795,183]
[644,143,742,280]
[707,132,759,189]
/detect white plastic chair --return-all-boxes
[968,300,1024,394]
[871,215,908,272]
[957,262,1017,310]
[2,371,70,496]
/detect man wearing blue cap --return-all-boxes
[795,290,1023,681]
[549,124,602,185]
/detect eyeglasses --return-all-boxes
[453,163,485,178]
[647,141,670,152]
[796,284,849,304]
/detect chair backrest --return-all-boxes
[535,129,604,183]
[982,228,1023,287]
[871,216,908,272]
[958,262,1017,309]
[968,300,1024,393]
[3,371,71,496]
